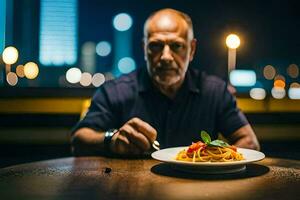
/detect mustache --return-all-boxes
[155,64,177,71]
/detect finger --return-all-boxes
[128,142,143,155]
[129,118,157,143]
[120,124,151,151]
[112,133,130,155]
[114,133,142,155]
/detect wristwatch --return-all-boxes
[104,129,118,152]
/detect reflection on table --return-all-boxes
[0,156,299,200]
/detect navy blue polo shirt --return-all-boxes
[73,67,248,148]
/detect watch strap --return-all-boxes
[104,129,118,152]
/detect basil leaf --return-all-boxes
[201,131,211,144]
[209,140,230,147]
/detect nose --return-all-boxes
[160,45,174,62]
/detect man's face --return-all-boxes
[144,14,196,88]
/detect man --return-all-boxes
[71,8,260,156]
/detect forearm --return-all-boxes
[232,134,260,151]
[71,128,106,156]
[228,125,260,151]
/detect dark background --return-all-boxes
[0,0,299,168]
[79,0,300,74]
[7,0,300,84]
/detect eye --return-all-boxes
[170,42,184,52]
[148,42,164,52]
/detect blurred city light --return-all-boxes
[118,57,136,74]
[229,70,256,87]
[226,34,240,49]
[82,42,95,55]
[250,88,266,100]
[24,62,39,79]
[290,82,300,88]
[274,74,285,82]
[96,41,111,57]
[113,13,133,31]
[2,46,19,64]
[263,65,276,80]
[271,87,286,99]
[287,64,299,78]
[92,73,105,87]
[274,79,285,88]
[80,72,92,86]
[81,42,96,73]
[16,65,25,78]
[288,88,300,99]
[66,67,82,84]
[6,72,18,86]
[39,0,77,66]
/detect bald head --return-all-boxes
[143,8,194,41]
[142,8,197,97]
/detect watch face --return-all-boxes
[104,129,118,151]
[106,129,118,137]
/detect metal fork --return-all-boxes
[152,140,160,151]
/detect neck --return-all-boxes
[154,79,183,99]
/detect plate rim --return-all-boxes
[151,146,265,167]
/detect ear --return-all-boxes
[142,39,147,61]
[189,38,197,62]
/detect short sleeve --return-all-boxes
[216,83,249,137]
[71,85,119,134]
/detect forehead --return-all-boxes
[146,13,189,41]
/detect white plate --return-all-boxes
[151,147,265,174]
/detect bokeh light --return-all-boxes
[118,57,136,74]
[229,70,256,87]
[6,72,18,86]
[113,13,133,31]
[287,64,299,78]
[263,65,276,80]
[80,72,92,86]
[82,42,96,55]
[271,87,286,99]
[289,82,300,99]
[290,82,300,88]
[274,80,285,88]
[273,75,286,89]
[288,88,300,99]
[274,74,285,82]
[24,62,39,79]
[2,46,19,64]
[96,41,111,57]
[16,65,25,78]
[250,88,266,100]
[92,73,105,87]
[226,34,240,49]
[66,67,82,84]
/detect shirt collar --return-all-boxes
[185,68,200,93]
[137,68,152,93]
[138,67,200,94]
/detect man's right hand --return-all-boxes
[110,117,157,155]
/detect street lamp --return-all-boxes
[2,46,19,74]
[226,34,240,73]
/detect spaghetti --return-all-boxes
[176,141,244,162]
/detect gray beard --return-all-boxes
[153,74,181,87]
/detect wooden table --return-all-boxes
[0,156,299,200]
